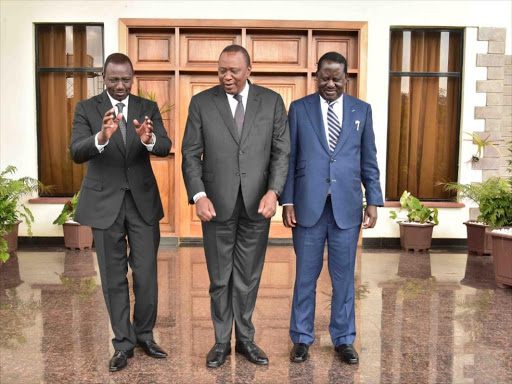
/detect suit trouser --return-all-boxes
[290,196,360,347]
[202,190,271,343]
[92,190,160,350]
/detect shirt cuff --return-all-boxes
[141,133,156,151]
[282,203,294,206]
[193,191,207,203]
[95,132,109,152]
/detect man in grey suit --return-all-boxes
[182,45,290,368]
[70,53,172,372]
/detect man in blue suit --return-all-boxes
[280,52,383,364]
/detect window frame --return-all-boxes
[35,23,105,197]
[385,27,465,202]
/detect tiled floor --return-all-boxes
[0,246,511,383]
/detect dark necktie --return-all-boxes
[233,94,244,139]
[327,101,342,152]
[116,102,127,145]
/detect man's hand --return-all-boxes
[258,190,278,219]
[196,196,216,222]
[282,205,297,228]
[98,108,122,145]
[135,115,154,144]
[363,205,378,229]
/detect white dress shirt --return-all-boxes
[283,94,344,206]
[95,93,156,152]
[192,82,250,203]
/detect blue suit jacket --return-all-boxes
[280,93,383,229]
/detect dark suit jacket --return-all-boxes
[280,93,383,229]
[69,91,172,229]
[182,83,290,222]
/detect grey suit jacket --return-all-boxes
[182,83,290,222]
[69,91,172,229]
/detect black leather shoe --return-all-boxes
[206,343,231,368]
[138,340,167,358]
[109,349,134,372]
[290,343,309,363]
[335,344,359,364]
[235,340,269,365]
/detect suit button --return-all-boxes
[236,173,240,176]
[330,158,335,163]
[239,151,243,155]
[326,178,330,183]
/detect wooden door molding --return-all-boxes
[120,19,368,240]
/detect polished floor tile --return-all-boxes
[0,246,511,383]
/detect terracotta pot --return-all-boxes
[398,222,435,252]
[1,220,21,254]
[490,231,512,288]
[464,221,511,256]
[63,222,93,251]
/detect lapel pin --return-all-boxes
[355,120,360,131]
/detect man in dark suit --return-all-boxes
[182,45,290,368]
[69,53,172,372]
[280,52,383,364]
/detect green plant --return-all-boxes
[389,190,439,225]
[53,192,80,225]
[464,131,502,162]
[138,89,174,115]
[0,166,51,262]
[444,177,512,226]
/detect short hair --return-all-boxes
[219,45,251,67]
[103,53,134,73]
[317,51,348,74]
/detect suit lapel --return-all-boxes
[240,84,261,147]
[212,86,239,144]
[305,93,330,155]
[125,94,142,159]
[96,91,125,156]
[333,94,355,157]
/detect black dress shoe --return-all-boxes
[335,344,359,364]
[109,349,134,372]
[138,340,167,358]
[235,340,269,365]
[290,343,309,363]
[206,343,231,368]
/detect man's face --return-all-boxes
[218,51,251,95]
[103,62,133,101]
[317,60,346,102]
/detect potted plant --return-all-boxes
[489,228,512,288]
[53,191,93,250]
[0,166,49,263]
[390,191,439,252]
[444,171,512,255]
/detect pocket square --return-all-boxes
[355,120,360,131]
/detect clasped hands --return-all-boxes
[196,190,278,222]
[97,108,154,145]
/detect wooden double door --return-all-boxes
[121,19,366,239]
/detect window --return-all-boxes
[386,29,463,201]
[36,24,104,196]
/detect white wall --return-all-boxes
[1,0,511,237]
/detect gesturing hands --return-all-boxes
[135,115,154,144]
[98,108,122,145]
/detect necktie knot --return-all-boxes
[233,94,242,103]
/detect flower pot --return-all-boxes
[464,222,511,256]
[1,220,21,254]
[398,222,435,252]
[63,222,93,251]
[490,231,512,288]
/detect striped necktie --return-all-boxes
[116,102,127,145]
[327,101,341,152]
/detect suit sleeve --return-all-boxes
[279,101,297,205]
[361,104,384,206]
[69,102,101,164]
[181,97,205,204]
[267,94,290,194]
[148,101,172,157]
